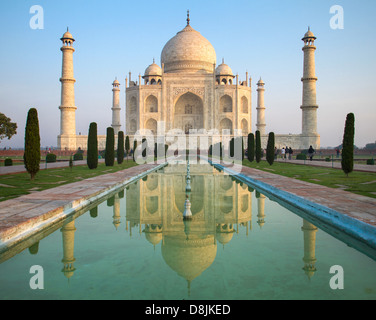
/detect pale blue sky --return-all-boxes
[0,0,375,148]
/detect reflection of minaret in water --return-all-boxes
[257,194,266,228]
[113,194,121,230]
[61,220,76,281]
[301,219,318,279]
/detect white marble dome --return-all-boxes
[215,61,233,76]
[161,24,216,74]
[144,61,162,76]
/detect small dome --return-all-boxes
[145,232,162,246]
[144,61,162,77]
[302,28,316,40]
[112,79,120,85]
[215,61,233,76]
[257,78,265,85]
[216,231,234,245]
[61,29,74,41]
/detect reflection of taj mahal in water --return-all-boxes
[57,12,320,151]
[52,165,319,291]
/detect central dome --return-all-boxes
[161,23,216,74]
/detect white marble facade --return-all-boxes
[58,15,320,151]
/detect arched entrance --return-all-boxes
[145,95,158,113]
[174,92,204,133]
[219,118,232,135]
[145,118,157,135]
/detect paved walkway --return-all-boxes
[0,162,164,247]
[0,159,105,176]
[275,158,376,172]
[238,165,376,227]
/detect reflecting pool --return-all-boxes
[1,163,376,300]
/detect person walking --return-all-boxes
[289,147,293,160]
[281,147,285,160]
[308,145,315,161]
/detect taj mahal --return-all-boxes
[57,12,320,151]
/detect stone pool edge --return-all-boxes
[209,160,376,252]
[0,162,168,253]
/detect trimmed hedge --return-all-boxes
[4,158,13,166]
[46,153,57,163]
[367,159,375,165]
[296,153,307,160]
[73,153,84,161]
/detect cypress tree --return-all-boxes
[255,130,262,163]
[69,154,73,171]
[87,122,98,169]
[125,135,130,161]
[117,131,125,164]
[133,140,138,162]
[266,132,275,165]
[142,138,147,158]
[165,144,168,158]
[229,138,234,158]
[248,133,255,162]
[341,113,355,177]
[105,127,115,166]
[24,108,40,180]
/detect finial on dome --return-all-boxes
[308,26,310,31]
[222,58,224,64]
[153,57,155,64]
[187,10,190,25]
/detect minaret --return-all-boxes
[111,78,121,135]
[301,28,318,136]
[113,193,121,230]
[58,28,77,150]
[301,219,318,279]
[61,220,76,280]
[256,78,266,136]
[257,193,266,228]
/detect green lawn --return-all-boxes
[0,161,138,202]
[242,160,376,199]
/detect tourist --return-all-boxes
[308,145,315,161]
[289,147,293,160]
[281,147,285,160]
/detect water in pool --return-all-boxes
[1,163,375,300]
